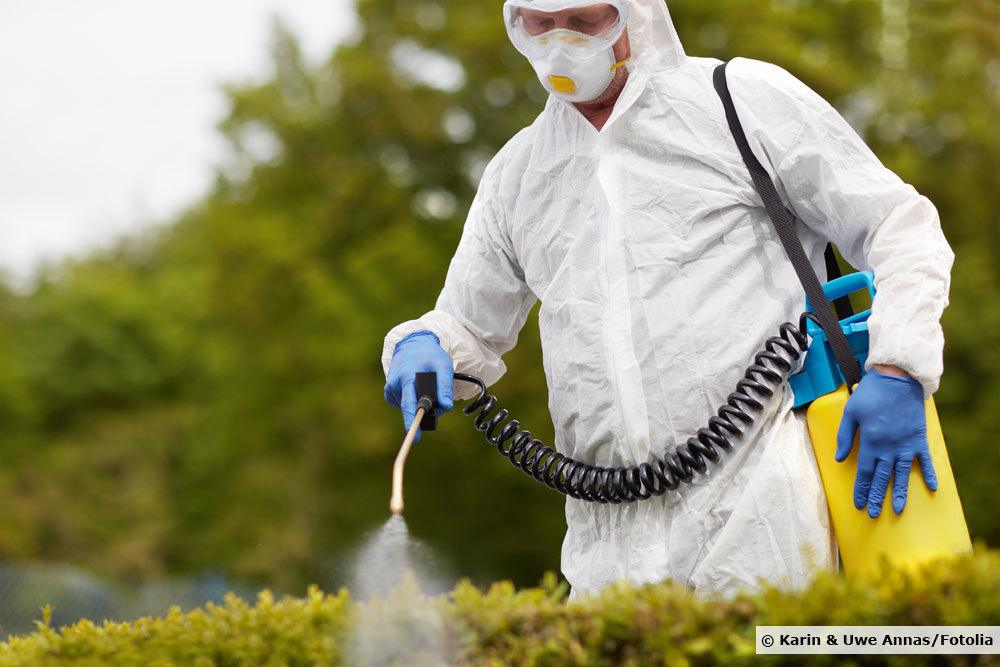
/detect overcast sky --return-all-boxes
[0,0,356,282]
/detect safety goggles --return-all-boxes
[503,0,629,60]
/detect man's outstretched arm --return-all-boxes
[382,186,537,439]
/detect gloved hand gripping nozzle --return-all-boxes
[389,372,438,514]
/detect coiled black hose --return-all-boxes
[454,313,822,503]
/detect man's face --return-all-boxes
[504,1,631,104]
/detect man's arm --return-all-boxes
[727,58,953,517]
[727,58,954,397]
[382,189,537,401]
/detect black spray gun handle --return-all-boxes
[414,371,438,432]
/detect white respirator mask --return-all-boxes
[503,0,630,103]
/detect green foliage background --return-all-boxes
[0,0,997,594]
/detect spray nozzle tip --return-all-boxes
[389,495,404,515]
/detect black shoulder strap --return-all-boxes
[712,61,862,388]
[823,245,855,320]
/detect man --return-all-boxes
[382,0,953,596]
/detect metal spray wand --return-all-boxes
[389,373,438,515]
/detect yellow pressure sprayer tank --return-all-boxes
[789,271,972,577]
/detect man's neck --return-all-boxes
[574,100,616,131]
[572,71,628,132]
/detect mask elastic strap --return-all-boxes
[610,57,630,72]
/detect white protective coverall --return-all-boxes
[381,0,953,596]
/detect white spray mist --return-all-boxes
[346,515,454,666]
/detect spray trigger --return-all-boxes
[414,372,438,432]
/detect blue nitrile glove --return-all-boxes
[835,369,938,518]
[384,331,454,443]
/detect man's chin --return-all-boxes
[575,71,629,107]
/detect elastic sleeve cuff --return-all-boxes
[864,334,942,398]
[382,321,443,376]
[382,310,508,401]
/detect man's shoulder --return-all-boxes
[486,123,541,177]
[475,119,544,202]
[724,57,819,108]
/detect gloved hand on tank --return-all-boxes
[835,367,938,518]
[384,330,454,442]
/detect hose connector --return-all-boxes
[414,372,438,431]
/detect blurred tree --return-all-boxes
[0,0,996,592]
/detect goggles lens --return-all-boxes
[505,2,625,56]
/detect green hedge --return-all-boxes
[2,550,997,666]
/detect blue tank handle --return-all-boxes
[803,271,876,338]
[790,270,876,408]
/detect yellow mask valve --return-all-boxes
[611,57,629,72]
[548,75,576,95]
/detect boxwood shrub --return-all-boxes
[1,549,996,666]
